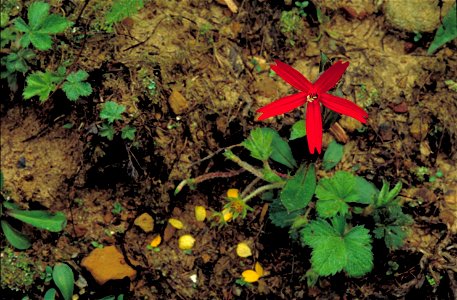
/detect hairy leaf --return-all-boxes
[281,164,316,211]
[61,70,92,101]
[242,128,274,161]
[100,101,126,123]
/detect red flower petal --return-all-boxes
[320,93,368,124]
[314,61,349,94]
[257,92,307,120]
[306,101,322,154]
[271,60,313,92]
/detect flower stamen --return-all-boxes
[306,93,318,103]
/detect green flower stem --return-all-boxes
[242,182,285,203]
[224,150,265,180]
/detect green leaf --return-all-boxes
[52,263,74,300]
[373,205,413,249]
[281,164,316,211]
[1,220,32,249]
[302,219,373,277]
[376,181,402,207]
[40,14,73,34]
[100,101,125,123]
[44,288,57,300]
[428,3,457,54]
[290,120,306,140]
[322,141,343,170]
[105,0,145,27]
[7,209,67,232]
[262,166,283,183]
[269,198,304,228]
[242,127,274,161]
[28,2,50,29]
[270,130,297,168]
[15,1,71,50]
[23,70,61,102]
[121,125,136,140]
[62,70,92,101]
[343,226,373,277]
[315,171,359,218]
[0,170,4,190]
[99,123,115,140]
[354,176,378,205]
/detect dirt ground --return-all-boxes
[1,0,457,299]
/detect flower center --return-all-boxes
[306,93,318,103]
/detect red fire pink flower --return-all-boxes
[257,60,368,154]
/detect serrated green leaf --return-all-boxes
[100,101,125,123]
[269,198,304,228]
[428,3,457,55]
[40,14,72,34]
[242,127,273,161]
[14,18,30,32]
[29,32,53,50]
[281,164,316,211]
[343,226,373,277]
[121,125,136,140]
[354,176,378,205]
[53,263,74,300]
[28,2,50,30]
[23,71,61,102]
[62,70,92,101]
[290,120,306,140]
[1,220,32,249]
[44,288,57,300]
[99,123,115,140]
[7,209,67,232]
[105,0,144,26]
[315,171,359,218]
[322,141,343,170]
[270,130,297,168]
[373,205,413,249]
[302,219,373,277]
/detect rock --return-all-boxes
[168,89,189,115]
[81,246,137,285]
[134,213,154,233]
[384,0,454,32]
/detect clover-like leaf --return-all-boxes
[61,70,92,101]
[100,101,125,123]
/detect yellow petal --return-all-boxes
[150,235,161,248]
[222,208,233,222]
[254,262,264,277]
[236,242,252,258]
[178,234,196,250]
[195,206,207,222]
[168,218,184,229]
[227,188,239,199]
[242,270,259,283]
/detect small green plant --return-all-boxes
[1,246,37,291]
[99,101,136,141]
[43,263,75,300]
[295,1,309,17]
[14,1,72,51]
[105,0,144,30]
[280,9,303,46]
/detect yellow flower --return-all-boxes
[221,208,233,222]
[150,235,161,248]
[242,270,260,283]
[255,262,264,277]
[168,218,184,229]
[241,262,264,283]
[227,188,239,199]
[236,242,252,258]
[178,234,196,250]
[195,206,207,222]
